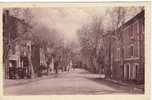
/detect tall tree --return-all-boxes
[77,15,105,72]
[107,7,126,80]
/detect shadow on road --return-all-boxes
[85,77,144,94]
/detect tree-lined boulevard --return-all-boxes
[3,7,144,95]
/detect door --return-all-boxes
[124,64,129,80]
[132,64,138,81]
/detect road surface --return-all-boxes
[4,68,143,95]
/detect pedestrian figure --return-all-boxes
[54,55,59,74]
[46,60,50,75]
[50,57,54,73]
[97,48,105,78]
[22,56,29,79]
[67,64,70,72]
[46,57,52,75]
[69,60,73,71]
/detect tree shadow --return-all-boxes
[85,77,144,94]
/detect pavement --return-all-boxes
[3,68,144,95]
[106,78,144,90]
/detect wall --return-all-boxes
[112,10,144,83]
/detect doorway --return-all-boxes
[124,63,130,81]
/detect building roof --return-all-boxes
[104,10,144,40]
[118,10,144,31]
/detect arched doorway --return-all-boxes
[124,63,130,81]
[132,63,138,81]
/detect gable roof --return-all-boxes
[119,10,144,31]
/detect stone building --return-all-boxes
[112,10,144,84]
[3,10,32,79]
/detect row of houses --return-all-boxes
[3,10,51,79]
[102,10,144,84]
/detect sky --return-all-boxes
[9,7,142,45]
[31,7,94,43]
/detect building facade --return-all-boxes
[3,10,33,79]
[112,10,144,84]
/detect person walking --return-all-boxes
[69,60,73,71]
[50,57,54,73]
[46,59,50,75]
[97,49,105,78]
[54,55,59,74]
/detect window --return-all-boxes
[12,46,16,54]
[114,48,117,60]
[124,63,130,80]
[132,63,139,80]
[134,42,139,57]
[139,19,144,34]
[117,48,120,60]
[123,28,128,43]
[133,21,139,34]
[134,23,137,34]
[141,22,144,34]
[130,45,134,57]
[129,25,133,38]
[124,46,127,58]
[136,21,139,34]
[127,46,130,58]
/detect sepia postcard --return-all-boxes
[0,2,151,100]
